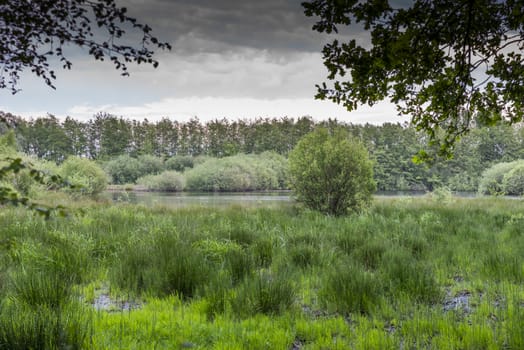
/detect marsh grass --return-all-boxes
[0,197,523,348]
[288,243,320,269]
[10,269,73,309]
[233,270,296,316]
[110,232,210,298]
[353,239,388,270]
[320,260,382,315]
[224,248,254,284]
[250,238,274,268]
[0,302,91,350]
[381,249,441,303]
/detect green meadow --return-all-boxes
[0,196,523,349]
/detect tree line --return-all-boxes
[1,111,523,192]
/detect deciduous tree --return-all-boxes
[0,0,169,212]
[1,0,170,93]
[289,128,376,215]
[303,0,523,158]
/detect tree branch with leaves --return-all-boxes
[0,0,171,93]
[0,0,170,215]
[303,0,523,159]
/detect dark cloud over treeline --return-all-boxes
[124,0,324,54]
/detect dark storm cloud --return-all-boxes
[124,0,326,54]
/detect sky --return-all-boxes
[0,0,406,124]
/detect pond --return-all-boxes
[104,190,497,209]
[104,191,294,209]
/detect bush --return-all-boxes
[503,162,524,196]
[0,133,48,197]
[136,154,164,176]
[288,128,376,215]
[103,155,142,184]
[165,155,194,172]
[427,186,454,203]
[59,157,107,195]
[103,154,165,184]
[137,171,184,192]
[4,156,58,197]
[184,153,288,191]
[478,160,524,196]
[259,151,289,188]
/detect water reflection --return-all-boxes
[106,191,293,208]
[105,190,498,209]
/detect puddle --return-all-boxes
[443,290,471,313]
[93,294,141,311]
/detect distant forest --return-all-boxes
[1,111,523,192]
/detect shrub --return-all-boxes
[136,154,164,176]
[165,155,194,172]
[503,162,524,196]
[184,153,288,191]
[137,170,185,191]
[59,156,107,195]
[5,157,48,196]
[193,155,213,167]
[0,133,60,197]
[103,154,164,185]
[427,186,454,202]
[103,155,142,184]
[478,160,524,195]
[259,151,289,189]
[288,128,376,215]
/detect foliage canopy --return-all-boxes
[1,0,170,93]
[289,128,376,215]
[1,0,168,213]
[303,0,524,158]
[59,157,107,196]
[478,159,524,196]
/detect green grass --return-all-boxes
[0,196,523,348]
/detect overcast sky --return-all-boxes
[0,0,405,124]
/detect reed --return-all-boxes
[0,197,522,348]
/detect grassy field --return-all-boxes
[0,196,523,349]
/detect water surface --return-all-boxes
[105,191,293,209]
[105,190,508,209]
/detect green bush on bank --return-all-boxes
[289,128,376,215]
[104,154,164,184]
[0,131,60,197]
[59,157,108,195]
[103,155,142,184]
[503,162,524,195]
[136,154,164,176]
[165,155,194,172]
[137,170,185,192]
[478,160,524,196]
[184,152,288,191]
